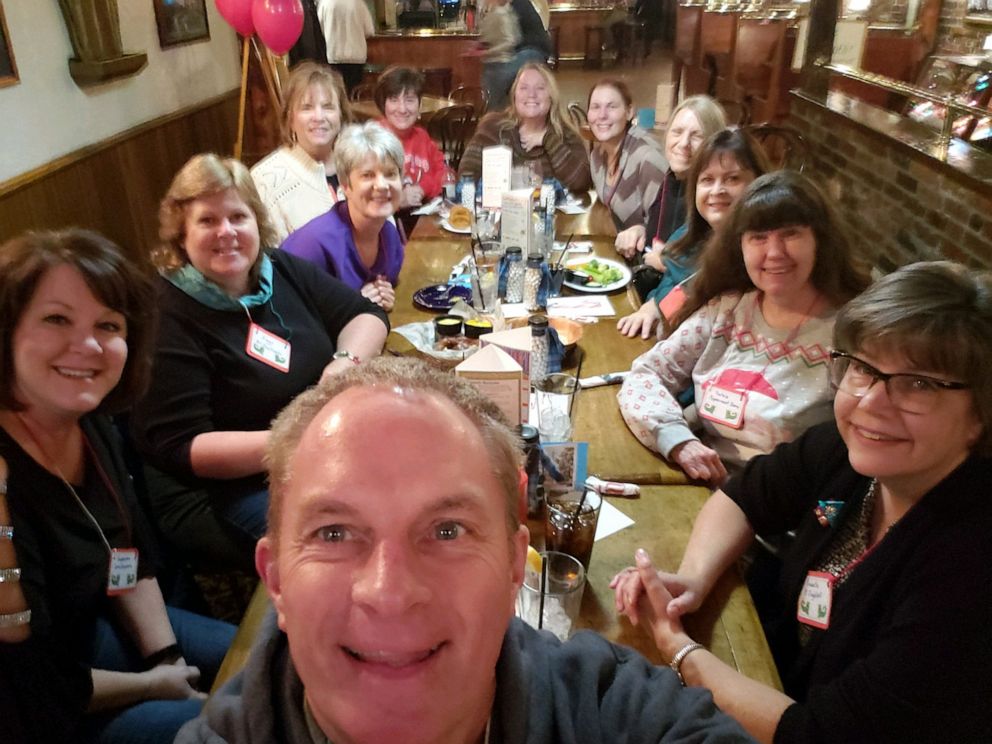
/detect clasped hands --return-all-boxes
[360,275,395,311]
[610,548,701,660]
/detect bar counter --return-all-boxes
[366,30,482,90]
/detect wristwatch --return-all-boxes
[332,350,361,365]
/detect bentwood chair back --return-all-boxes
[744,124,809,173]
[449,85,489,117]
[567,102,588,130]
[428,103,476,170]
[350,81,376,102]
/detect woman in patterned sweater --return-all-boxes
[588,78,667,234]
[618,172,869,486]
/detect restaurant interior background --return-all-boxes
[0,0,989,272]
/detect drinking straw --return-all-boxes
[537,553,548,630]
[568,349,584,419]
[553,233,575,271]
[470,236,486,311]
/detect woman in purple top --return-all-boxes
[281,122,405,311]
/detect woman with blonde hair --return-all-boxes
[459,63,591,192]
[131,154,388,569]
[617,95,725,263]
[250,61,351,242]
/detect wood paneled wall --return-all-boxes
[0,90,240,266]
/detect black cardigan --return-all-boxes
[725,421,992,743]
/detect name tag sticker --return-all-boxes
[698,385,747,429]
[246,323,291,373]
[797,570,833,629]
[107,548,139,596]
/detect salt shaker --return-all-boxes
[524,253,544,312]
[529,314,550,383]
[503,246,525,303]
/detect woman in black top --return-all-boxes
[612,261,992,743]
[0,229,234,743]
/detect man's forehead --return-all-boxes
[298,384,477,453]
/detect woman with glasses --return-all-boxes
[611,261,992,743]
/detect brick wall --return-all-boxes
[936,0,991,54]
[787,93,992,272]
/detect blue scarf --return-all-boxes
[165,254,274,311]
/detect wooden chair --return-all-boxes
[717,98,751,127]
[567,102,588,130]
[716,17,789,125]
[744,124,809,173]
[350,81,376,102]
[428,103,476,170]
[449,85,489,117]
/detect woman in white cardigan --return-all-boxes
[250,62,352,243]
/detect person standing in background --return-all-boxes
[317,0,375,93]
[510,0,551,66]
[478,0,522,110]
[288,0,328,66]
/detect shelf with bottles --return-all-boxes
[905,55,992,153]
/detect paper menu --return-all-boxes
[455,345,523,425]
[482,146,512,209]
[479,325,533,423]
[501,188,533,254]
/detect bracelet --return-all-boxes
[0,567,21,583]
[0,525,11,540]
[0,609,30,627]
[143,643,182,670]
[670,641,705,687]
[332,350,361,365]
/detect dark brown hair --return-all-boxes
[0,229,157,413]
[374,66,425,114]
[669,171,870,331]
[586,77,633,110]
[666,128,771,261]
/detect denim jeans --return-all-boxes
[216,487,269,544]
[80,606,236,744]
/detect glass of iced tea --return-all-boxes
[545,489,601,571]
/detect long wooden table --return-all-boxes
[350,94,454,126]
[212,205,781,695]
[393,206,688,485]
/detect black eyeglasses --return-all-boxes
[828,350,969,414]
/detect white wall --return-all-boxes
[0,0,242,183]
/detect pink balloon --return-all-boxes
[215,0,255,36]
[252,0,305,56]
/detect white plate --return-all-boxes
[562,257,632,293]
[439,218,471,234]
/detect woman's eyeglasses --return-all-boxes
[828,350,969,415]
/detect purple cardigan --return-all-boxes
[280,200,404,290]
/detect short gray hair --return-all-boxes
[334,122,406,188]
[834,260,992,455]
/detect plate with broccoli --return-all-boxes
[563,257,632,293]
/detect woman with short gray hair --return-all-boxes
[281,122,405,311]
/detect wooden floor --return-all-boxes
[555,52,676,116]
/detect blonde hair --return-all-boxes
[156,153,279,272]
[506,63,580,141]
[668,95,727,145]
[280,61,351,147]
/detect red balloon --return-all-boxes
[215,0,255,36]
[252,0,305,56]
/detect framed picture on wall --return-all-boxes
[153,0,211,48]
[965,0,992,25]
[0,0,18,88]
